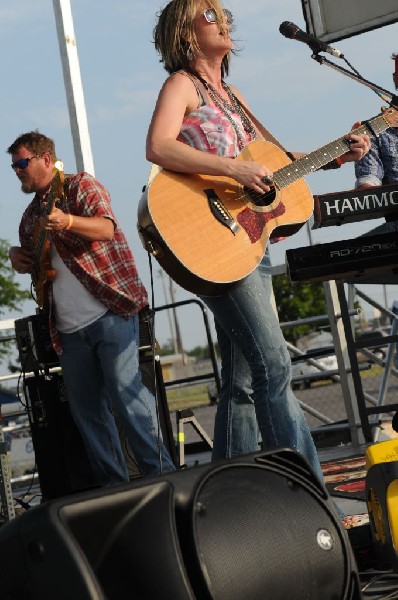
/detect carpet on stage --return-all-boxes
[321,454,366,501]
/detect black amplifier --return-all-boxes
[23,373,99,499]
[14,312,59,373]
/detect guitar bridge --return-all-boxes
[204,189,240,235]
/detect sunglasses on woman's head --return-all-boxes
[203,8,233,26]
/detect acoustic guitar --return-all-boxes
[138,106,398,297]
[31,163,65,309]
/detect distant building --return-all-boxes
[0,318,16,341]
[297,331,333,351]
[159,354,216,385]
[160,354,196,382]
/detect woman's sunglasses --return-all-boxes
[203,8,233,26]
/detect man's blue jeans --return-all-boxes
[59,311,175,486]
[202,253,324,483]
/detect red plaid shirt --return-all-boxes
[19,172,148,353]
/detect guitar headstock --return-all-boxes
[51,160,65,206]
[381,106,398,128]
[39,160,66,216]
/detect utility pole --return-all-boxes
[52,0,95,175]
[158,270,177,353]
[168,278,185,359]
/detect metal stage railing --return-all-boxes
[1,288,398,521]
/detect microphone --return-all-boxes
[279,21,344,58]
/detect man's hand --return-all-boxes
[40,206,70,231]
[9,246,34,274]
[340,132,371,164]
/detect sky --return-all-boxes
[0,0,397,355]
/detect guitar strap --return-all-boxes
[235,98,296,161]
[146,163,162,187]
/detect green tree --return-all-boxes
[157,340,176,356]
[272,273,328,343]
[186,343,219,360]
[0,239,31,360]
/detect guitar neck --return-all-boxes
[32,188,56,269]
[273,113,389,190]
[31,168,65,307]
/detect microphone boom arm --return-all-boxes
[311,53,398,108]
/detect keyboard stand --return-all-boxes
[323,280,369,446]
[323,280,398,445]
[176,409,213,467]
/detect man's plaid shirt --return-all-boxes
[19,172,148,353]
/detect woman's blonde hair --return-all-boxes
[153,0,235,77]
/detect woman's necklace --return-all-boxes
[202,79,256,150]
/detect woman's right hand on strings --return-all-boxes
[9,246,34,274]
[226,160,274,194]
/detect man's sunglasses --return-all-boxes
[203,8,233,26]
[11,156,41,171]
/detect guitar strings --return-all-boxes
[227,110,393,211]
[233,185,277,208]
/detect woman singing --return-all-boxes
[145,0,370,489]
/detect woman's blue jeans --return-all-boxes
[58,311,175,486]
[201,253,324,484]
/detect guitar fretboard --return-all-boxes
[31,168,65,307]
[273,112,390,190]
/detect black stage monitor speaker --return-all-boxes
[23,373,100,499]
[0,449,361,600]
[23,360,177,499]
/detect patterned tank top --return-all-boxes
[177,102,256,159]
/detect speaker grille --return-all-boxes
[191,465,349,599]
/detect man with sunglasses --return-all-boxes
[7,130,175,488]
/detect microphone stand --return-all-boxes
[310,52,398,108]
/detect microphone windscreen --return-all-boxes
[279,22,298,39]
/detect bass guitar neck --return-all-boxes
[31,166,65,309]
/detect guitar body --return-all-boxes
[138,140,313,296]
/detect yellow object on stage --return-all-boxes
[365,440,398,570]
[366,439,398,469]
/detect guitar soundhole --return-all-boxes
[244,186,276,207]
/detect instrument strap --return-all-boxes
[235,98,295,161]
